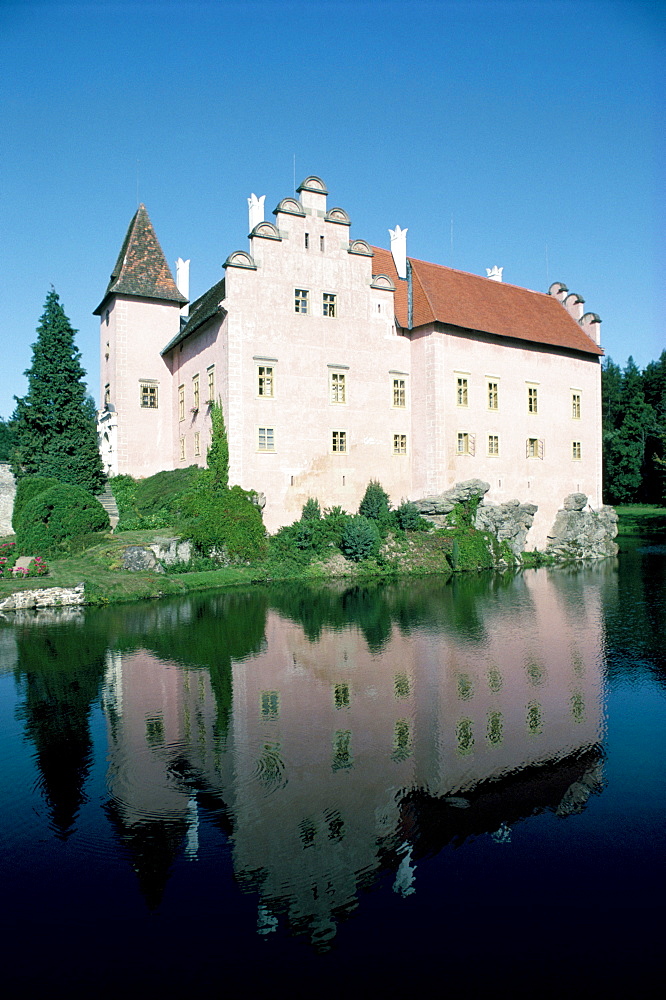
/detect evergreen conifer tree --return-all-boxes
[11,289,105,493]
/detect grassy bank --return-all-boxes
[615,505,666,536]
[0,526,466,607]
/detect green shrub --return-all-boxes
[180,479,267,562]
[12,475,60,531]
[301,497,322,520]
[359,479,391,521]
[340,515,381,562]
[394,500,427,532]
[112,466,200,530]
[16,484,110,554]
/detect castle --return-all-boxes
[95,175,604,548]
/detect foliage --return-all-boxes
[340,515,381,562]
[11,289,105,494]
[602,352,666,504]
[359,479,391,529]
[16,483,110,555]
[301,497,322,520]
[12,474,60,532]
[394,500,428,532]
[112,466,200,530]
[0,416,17,462]
[179,480,267,562]
[207,400,229,493]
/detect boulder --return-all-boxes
[413,480,490,517]
[546,494,618,560]
[475,501,538,557]
[121,545,164,573]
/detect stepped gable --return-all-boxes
[94,204,187,314]
[161,277,226,354]
[371,247,603,356]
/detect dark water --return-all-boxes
[1,543,664,997]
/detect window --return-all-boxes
[295,288,309,314]
[194,431,200,456]
[332,430,347,453]
[320,235,325,252]
[527,437,544,459]
[487,381,499,410]
[393,434,407,454]
[323,292,336,317]
[332,730,353,771]
[207,366,215,403]
[330,371,346,403]
[527,385,538,414]
[178,384,185,421]
[457,377,468,407]
[572,392,581,419]
[104,384,111,407]
[261,691,279,720]
[572,441,582,460]
[179,436,186,460]
[258,365,274,397]
[192,374,200,411]
[457,432,475,455]
[393,378,406,407]
[140,383,158,408]
[304,232,310,249]
[488,434,499,456]
[105,309,110,326]
[258,427,275,452]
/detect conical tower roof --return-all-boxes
[94,204,187,314]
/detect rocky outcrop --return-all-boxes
[120,538,192,572]
[0,583,85,612]
[475,500,538,557]
[0,463,16,536]
[121,546,165,573]
[413,479,491,525]
[546,493,618,560]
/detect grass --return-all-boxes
[614,504,666,536]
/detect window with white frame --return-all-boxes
[487,381,499,410]
[393,434,407,454]
[258,427,275,452]
[192,374,200,411]
[323,293,336,317]
[140,383,158,408]
[527,385,538,414]
[393,378,406,408]
[572,441,582,460]
[572,392,581,419]
[295,288,309,314]
[330,371,346,404]
[457,377,469,407]
[527,437,544,459]
[257,365,274,397]
[207,366,215,403]
[457,432,475,455]
[178,384,185,421]
[332,430,347,453]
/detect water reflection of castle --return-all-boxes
[101,569,606,943]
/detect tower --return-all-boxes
[94,205,187,477]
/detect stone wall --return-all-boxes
[0,583,85,612]
[0,463,16,536]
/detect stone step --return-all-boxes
[96,486,119,524]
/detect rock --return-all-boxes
[546,495,618,560]
[121,545,164,573]
[0,583,85,612]
[475,501,538,558]
[148,537,192,567]
[0,463,16,536]
[413,479,490,516]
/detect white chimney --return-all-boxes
[176,258,190,316]
[389,226,408,280]
[486,266,503,282]
[248,193,265,232]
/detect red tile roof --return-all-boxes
[94,205,187,314]
[371,248,603,356]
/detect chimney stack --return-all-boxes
[486,266,503,282]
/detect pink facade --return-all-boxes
[97,175,604,547]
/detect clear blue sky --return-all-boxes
[1,0,663,418]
